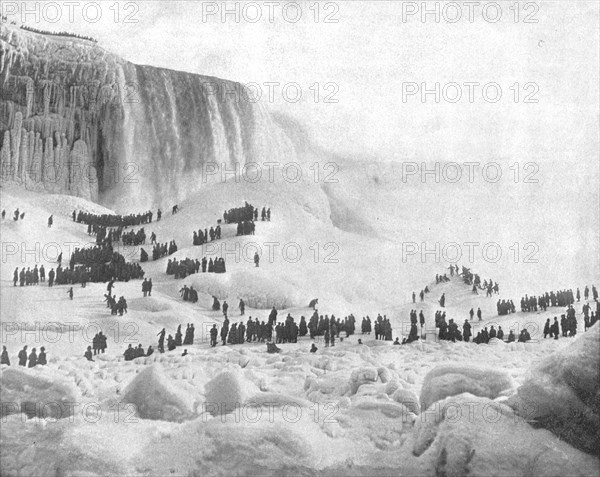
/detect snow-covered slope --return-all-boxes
[1,179,599,476]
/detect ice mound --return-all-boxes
[121,364,196,422]
[0,367,81,419]
[507,324,600,455]
[420,365,514,411]
[349,367,380,394]
[391,388,420,415]
[411,394,599,477]
[204,370,256,415]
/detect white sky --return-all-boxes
[2,1,599,165]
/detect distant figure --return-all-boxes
[254,252,260,267]
[84,346,94,361]
[13,209,19,221]
[37,347,47,365]
[1,346,10,365]
[439,293,446,308]
[181,349,188,357]
[18,346,28,366]
[357,339,363,345]
[477,308,482,321]
[48,215,53,227]
[309,298,318,310]
[393,337,400,345]
[28,348,37,368]
[310,343,318,353]
[210,324,218,347]
[67,287,73,300]
[239,299,245,315]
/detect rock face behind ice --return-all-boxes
[121,364,195,422]
[420,365,514,411]
[507,323,600,455]
[0,366,81,419]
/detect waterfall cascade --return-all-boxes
[0,24,296,209]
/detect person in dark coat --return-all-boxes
[28,348,38,367]
[123,344,135,361]
[310,343,318,353]
[18,346,28,366]
[1,346,10,365]
[84,346,94,361]
[37,347,47,365]
[543,319,551,338]
[210,324,218,347]
[551,317,560,339]
[463,320,472,342]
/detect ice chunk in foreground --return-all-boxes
[507,323,600,455]
[121,364,195,422]
[0,367,80,419]
[420,365,513,410]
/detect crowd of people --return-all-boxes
[155,324,196,353]
[179,285,199,303]
[1,345,47,367]
[104,293,128,315]
[168,256,226,278]
[520,286,598,312]
[3,208,26,221]
[497,299,516,315]
[222,202,271,224]
[141,241,178,262]
[73,209,157,227]
[142,241,178,262]
[193,226,221,245]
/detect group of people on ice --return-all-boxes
[1,345,47,367]
[155,324,196,354]
[2,208,26,221]
[73,209,157,227]
[520,286,598,312]
[168,256,226,278]
[222,203,271,224]
[193,225,221,245]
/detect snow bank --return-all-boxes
[121,364,196,422]
[507,324,600,455]
[410,394,599,477]
[420,365,514,411]
[0,367,81,419]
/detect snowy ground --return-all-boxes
[1,175,599,476]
